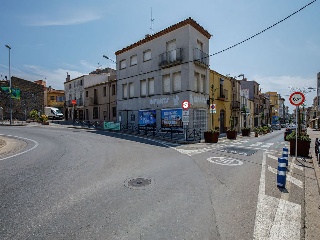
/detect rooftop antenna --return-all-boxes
[150,7,154,35]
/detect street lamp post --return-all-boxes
[5,44,12,125]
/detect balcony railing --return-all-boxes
[193,48,209,67]
[77,98,83,106]
[217,89,228,101]
[231,101,240,110]
[159,48,183,68]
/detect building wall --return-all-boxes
[115,18,210,130]
[0,76,44,120]
[84,80,117,122]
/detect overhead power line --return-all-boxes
[211,0,317,56]
[115,0,317,81]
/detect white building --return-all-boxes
[115,18,211,131]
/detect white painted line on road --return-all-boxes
[269,198,301,240]
[267,165,303,188]
[253,152,301,239]
[0,134,39,161]
[268,154,304,171]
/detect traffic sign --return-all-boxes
[182,100,190,110]
[289,92,305,106]
[210,104,216,113]
[71,100,76,105]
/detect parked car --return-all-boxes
[272,124,281,130]
[284,125,296,141]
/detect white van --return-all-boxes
[44,107,64,120]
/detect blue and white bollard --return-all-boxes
[277,157,287,188]
[282,147,289,167]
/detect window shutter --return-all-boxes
[148,78,154,95]
[141,80,147,96]
[123,84,128,98]
[163,75,170,93]
[129,83,134,98]
[173,72,181,92]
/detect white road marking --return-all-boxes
[0,134,39,161]
[207,157,243,166]
[268,154,303,171]
[253,152,301,239]
[267,165,303,188]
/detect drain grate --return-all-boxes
[125,177,153,190]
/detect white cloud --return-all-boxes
[26,11,101,26]
[12,64,85,90]
[253,75,317,112]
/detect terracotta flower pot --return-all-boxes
[241,129,250,136]
[204,132,219,143]
[226,130,237,140]
[289,140,310,157]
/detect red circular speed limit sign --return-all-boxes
[182,100,190,110]
[289,92,305,106]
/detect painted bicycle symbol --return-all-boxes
[207,157,243,166]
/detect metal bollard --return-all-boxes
[282,147,289,167]
[277,157,287,188]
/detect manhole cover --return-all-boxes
[125,177,153,190]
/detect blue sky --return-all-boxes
[0,0,319,112]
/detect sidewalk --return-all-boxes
[304,128,320,240]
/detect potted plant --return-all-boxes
[39,114,49,125]
[286,131,311,157]
[241,127,251,136]
[253,127,259,137]
[226,127,237,139]
[204,129,220,143]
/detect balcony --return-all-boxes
[231,101,240,110]
[217,89,228,101]
[77,98,83,106]
[159,48,183,68]
[193,48,209,67]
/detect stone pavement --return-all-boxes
[304,128,320,240]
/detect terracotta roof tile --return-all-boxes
[115,17,211,55]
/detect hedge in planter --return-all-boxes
[241,128,250,136]
[204,130,220,143]
[226,129,237,139]
[286,131,311,157]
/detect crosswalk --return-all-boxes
[171,139,282,156]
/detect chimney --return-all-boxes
[145,34,150,38]
[66,72,70,82]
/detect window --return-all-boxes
[130,55,137,66]
[200,75,205,93]
[129,82,134,98]
[56,96,64,102]
[166,40,176,62]
[196,40,203,51]
[173,72,181,92]
[86,91,88,98]
[80,79,83,86]
[194,72,199,92]
[143,49,151,61]
[50,96,55,100]
[112,107,116,118]
[69,84,71,89]
[103,86,107,97]
[103,111,107,120]
[93,107,98,119]
[112,84,116,95]
[120,59,126,69]
[148,78,154,95]
[163,74,170,94]
[123,84,128,99]
[140,80,147,97]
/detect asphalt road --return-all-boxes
[0,126,304,240]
